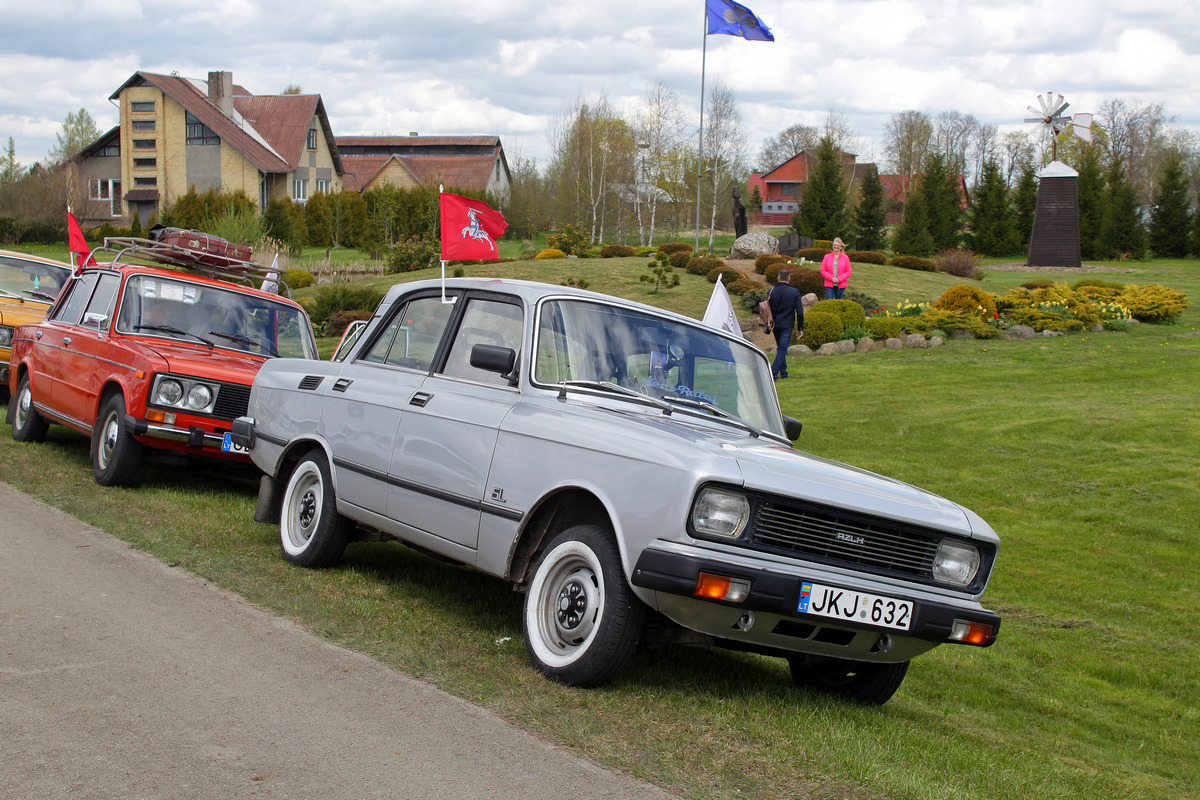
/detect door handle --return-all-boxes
[332,378,353,393]
[62,337,72,346]
[410,391,433,407]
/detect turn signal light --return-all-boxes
[145,408,176,426]
[950,619,995,646]
[693,572,750,603]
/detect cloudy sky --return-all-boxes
[2,0,1197,171]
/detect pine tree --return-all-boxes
[1149,153,1191,258]
[1097,159,1146,260]
[1076,146,1105,260]
[852,164,887,251]
[892,191,934,257]
[1012,164,1038,250]
[916,152,962,251]
[793,135,849,241]
[967,159,1016,256]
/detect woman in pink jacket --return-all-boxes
[820,237,852,299]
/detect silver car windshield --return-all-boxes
[534,298,782,434]
[115,274,316,359]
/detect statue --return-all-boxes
[732,187,748,238]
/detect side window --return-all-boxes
[51,273,100,325]
[441,297,524,385]
[81,273,120,327]
[359,296,455,371]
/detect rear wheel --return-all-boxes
[522,524,643,687]
[279,451,352,568]
[788,655,909,706]
[11,374,49,443]
[92,393,143,486]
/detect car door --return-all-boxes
[320,293,457,514]
[52,272,121,426]
[387,293,524,551]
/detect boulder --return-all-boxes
[816,343,841,356]
[928,336,944,347]
[856,336,875,353]
[902,333,928,348]
[730,232,778,259]
[788,344,813,356]
[776,232,800,257]
[886,337,903,349]
[1006,324,1036,340]
[949,329,976,340]
[837,339,856,354]
[1041,329,1065,337]
[801,292,819,312]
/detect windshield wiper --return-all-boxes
[557,380,673,414]
[207,329,278,357]
[662,395,762,438]
[135,324,214,348]
[22,289,57,302]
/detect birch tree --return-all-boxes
[635,78,687,247]
[700,78,746,251]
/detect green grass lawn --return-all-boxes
[2,243,1197,799]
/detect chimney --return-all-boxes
[208,71,234,117]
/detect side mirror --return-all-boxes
[783,415,803,440]
[82,312,109,331]
[470,343,517,380]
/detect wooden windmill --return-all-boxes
[1025,92,1093,268]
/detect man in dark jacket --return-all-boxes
[768,269,803,380]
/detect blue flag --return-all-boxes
[706,0,774,41]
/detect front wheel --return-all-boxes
[788,655,909,706]
[279,451,352,568]
[11,374,49,443]
[522,524,643,687]
[92,393,143,486]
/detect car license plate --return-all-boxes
[221,432,247,453]
[798,581,913,631]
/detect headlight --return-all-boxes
[186,384,213,410]
[691,487,750,539]
[932,540,980,586]
[156,379,184,405]
[0,326,12,347]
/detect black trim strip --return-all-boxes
[330,455,524,522]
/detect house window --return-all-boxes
[98,142,120,157]
[185,112,219,145]
[315,179,330,195]
[133,158,156,168]
[134,177,157,187]
[133,139,156,149]
[89,179,122,217]
[132,120,155,131]
[781,184,797,198]
[131,101,155,113]
[293,179,308,202]
[306,128,318,150]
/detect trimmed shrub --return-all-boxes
[387,237,439,273]
[657,242,694,256]
[669,250,694,269]
[282,268,315,289]
[307,284,386,327]
[1118,284,1189,323]
[327,309,372,338]
[809,299,867,327]
[1073,277,1124,290]
[1021,279,1055,289]
[684,256,724,276]
[1007,308,1085,332]
[705,266,743,284]
[727,277,759,295]
[813,239,834,250]
[844,289,883,316]
[934,248,980,279]
[935,285,998,318]
[535,248,567,259]
[801,311,845,349]
[763,264,822,297]
[755,253,790,274]
[742,287,771,313]
[601,244,636,258]
[890,255,937,271]
[866,316,905,340]
[845,250,887,265]
[796,247,830,261]
[920,308,1003,338]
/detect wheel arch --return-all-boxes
[507,487,615,587]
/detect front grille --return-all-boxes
[212,382,252,420]
[753,502,941,579]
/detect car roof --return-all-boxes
[80,260,306,308]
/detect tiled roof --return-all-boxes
[339,152,498,193]
[337,135,499,150]
[236,94,342,174]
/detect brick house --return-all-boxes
[71,70,342,228]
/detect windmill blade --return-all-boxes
[1038,94,1053,115]
[1025,117,1046,123]
[1052,100,1070,117]
[1072,113,1094,143]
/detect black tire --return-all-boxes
[788,655,909,706]
[92,393,143,486]
[279,451,352,568]
[522,524,644,687]
[11,374,49,443]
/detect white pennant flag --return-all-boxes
[702,274,743,338]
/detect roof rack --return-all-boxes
[96,237,291,297]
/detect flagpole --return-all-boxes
[695,10,707,252]
[438,184,452,305]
